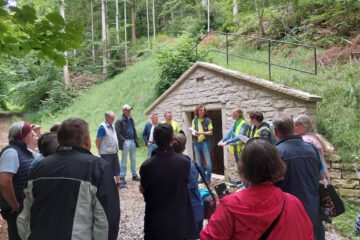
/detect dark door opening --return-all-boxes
[191,110,224,175]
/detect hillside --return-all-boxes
[40,55,158,161]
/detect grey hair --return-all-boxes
[272,114,294,136]
[105,111,114,118]
[8,121,25,141]
[293,114,314,133]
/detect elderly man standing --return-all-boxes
[273,114,324,240]
[96,111,120,187]
[0,121,35,240]
[115,104,140,188]
[17,118,120,240]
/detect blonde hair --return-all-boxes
[294,114,339,160]
[232,108,244,119]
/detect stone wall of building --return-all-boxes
[147,66,319,180]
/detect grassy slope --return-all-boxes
[40,55,159,165]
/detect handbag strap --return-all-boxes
[192,160,216,206]
[259,193,286,240]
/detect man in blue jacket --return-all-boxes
[273,114,324,240]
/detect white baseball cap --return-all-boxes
[122,104,133,110]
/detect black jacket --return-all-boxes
[17,144,120,240]
[115,114,139,150]
[140,147,197,240]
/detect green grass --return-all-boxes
[332,199,360,239]
[39,55,159,168]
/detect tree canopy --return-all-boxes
[0,0,84,66]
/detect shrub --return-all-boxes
[155,34,208,97]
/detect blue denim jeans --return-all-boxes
[193,140,212,181]
[120,139,137,178]
[147,143,158,157]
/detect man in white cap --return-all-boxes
[115,104,140,188]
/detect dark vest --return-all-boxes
[0,141,33,209]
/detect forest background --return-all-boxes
[0,0,359,237]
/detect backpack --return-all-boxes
[265,120,277,145]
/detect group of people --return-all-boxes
[0,101,336,240]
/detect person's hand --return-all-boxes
[139,185,145,194]
[147,142,151,147]
[218,141,226,147]
[11,202,20,213]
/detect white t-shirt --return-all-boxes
[0,148,20,174]
[149,125,155,143]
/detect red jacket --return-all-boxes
[200,183,313,240]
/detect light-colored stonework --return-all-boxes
[145,62,322,179]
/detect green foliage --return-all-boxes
[155,34,208,97]
[0,0,84,66]
[0,53,75,120]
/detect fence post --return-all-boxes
[268,40,272,81]
[196,43,198,60]
[226,33,229,66]
[314,47,317,75]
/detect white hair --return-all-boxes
[8,121,25,141]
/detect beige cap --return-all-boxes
[122,104,133,110]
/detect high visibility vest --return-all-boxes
[252,125,271,138]
[229,119,249,154]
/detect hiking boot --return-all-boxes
[132,175,140,181]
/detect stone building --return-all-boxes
[145,62,322,179]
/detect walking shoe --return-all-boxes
[132,175,140,181]
[118,178,128,189]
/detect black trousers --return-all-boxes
[1,209,21,240]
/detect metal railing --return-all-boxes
[191,31,317,81]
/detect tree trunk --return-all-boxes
[91,0,95,62]
[105,0,110,60]
[146,0,150,49]
[101,0,108,77]
[60,0,70,88]
[152,0,156,42]
[130,0,136,43]
[73,49,77,67]
[124,0,128,66]
[207,0,210,33]
[115,0,120,45]
[233,0,239,24]
[254,0,266,37]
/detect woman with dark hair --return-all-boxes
[172,133,204,238]
[139,124,197,240]
[191,104,213,183]
[201,139,313,240]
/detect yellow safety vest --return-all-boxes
[229,119,249,154]
[253,125,271,138]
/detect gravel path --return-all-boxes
[0,176,352,240]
